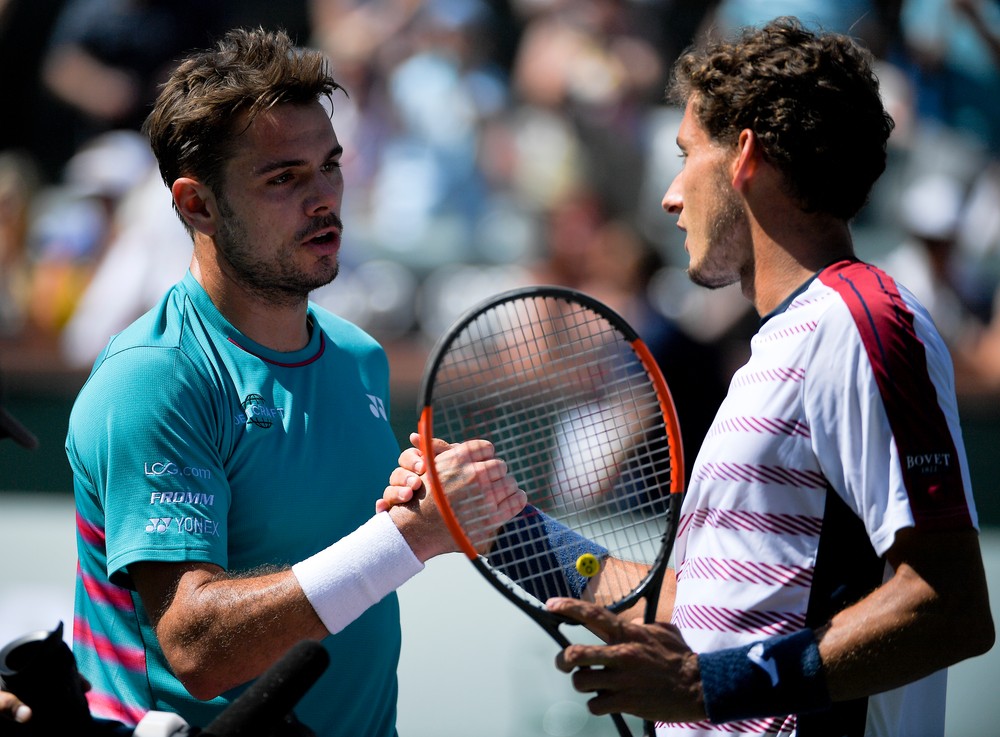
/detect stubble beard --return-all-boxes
[215,196,341,308]
[687,178,750,291]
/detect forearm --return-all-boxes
[153,565,327,700]
[614,564,676,622]
[699,529,994,723]
[818,541,993,700]
[142,515,424,699]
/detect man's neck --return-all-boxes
[743,211,855,316]
[189,255,312,352]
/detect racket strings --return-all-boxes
[430,295,677,608]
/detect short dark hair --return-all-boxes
[143,27,343,214]
[668,17,894,220]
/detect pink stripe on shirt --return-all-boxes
[79,566,135,610]
[85,690,148,728]
[74,617,147,672]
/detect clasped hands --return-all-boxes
[379,433,706,725]
[379,432,526,556]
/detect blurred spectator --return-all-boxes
[956,161,1000,390]
[24,130,155,341]
[59,147,188,369]
[527,187,727,478]
[898,0,1000,153]
[577,216,728,479]
[0,153,40,338]
[954,0,1000,62]
[706,0,907,60]
[0,0,996,409]
[879,173,992,379]
[38,0,225,175]
[315,0,511,273]
[509,0,666,216]
[0,0,70,180]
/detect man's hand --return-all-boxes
[546,597,707,724]
[385,433,526,560]
[377,433,443,513]
[0,691,31,724]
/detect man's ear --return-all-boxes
[171,177,218,236]
[731,129,760,191]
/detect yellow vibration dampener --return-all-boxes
[576,553,601,578]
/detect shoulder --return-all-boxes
[309,305,386,358]
[74,284,221,414]
[815,259,932,334]
[812,259,949,370]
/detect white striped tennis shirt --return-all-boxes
[659,260,978,737]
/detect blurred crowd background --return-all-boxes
[2,0,1000,494]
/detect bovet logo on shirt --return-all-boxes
[905,452,952,474]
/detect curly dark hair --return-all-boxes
[668,17,894,220]
[143,27,343,223]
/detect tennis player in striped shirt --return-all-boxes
[546,16,995,737]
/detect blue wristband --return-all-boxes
[698,629,831,724]
[489,505,609,600]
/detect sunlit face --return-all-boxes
[213,101,345,306]
[661,99,751,289]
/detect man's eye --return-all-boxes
[322,161,342,172]
[270,173,292,185]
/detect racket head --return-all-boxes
[418,286,684,624]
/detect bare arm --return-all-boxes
[818,527,994,700]
[587,559,676,623]
[135,438,525,701]
[549,526,994,724]
[131,561,325,701]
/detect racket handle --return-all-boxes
[612,712,633,737]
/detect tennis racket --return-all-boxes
[417,285,684,737]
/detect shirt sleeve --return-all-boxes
[803,294,977,557]
[69,344,232,587]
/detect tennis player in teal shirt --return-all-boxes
[66,27,525,736]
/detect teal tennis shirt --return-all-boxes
[67,271,402,735]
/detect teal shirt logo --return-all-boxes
[237,393,283,428]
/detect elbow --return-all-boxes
[174,664,228,702]
[180,673,225,703]
[960,563,996,660]
[945,585,995,663]
[968,611,996,660]
[159,636,229,701]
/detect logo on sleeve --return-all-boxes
[145,517,220,537]
[905,452,952,475]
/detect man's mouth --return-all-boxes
[308,230,337,245]
[297,214,344,247]
[301,226,342,251]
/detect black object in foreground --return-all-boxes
[200,640,329,737]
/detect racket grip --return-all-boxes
[488,505,608,600]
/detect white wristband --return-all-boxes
[292,512,424,634]
[133,711,193,736]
